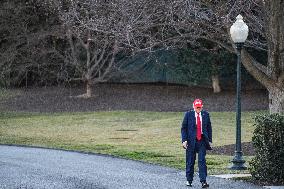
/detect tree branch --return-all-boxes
[242,49,275,89]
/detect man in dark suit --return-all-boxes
[181,99,212,188]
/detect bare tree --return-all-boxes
[42,0,172,97]
[0,0,64,87]
[158,0,284,114]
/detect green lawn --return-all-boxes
[0,111,264,174]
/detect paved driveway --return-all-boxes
[0,145,263,189]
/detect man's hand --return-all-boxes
[182,141,188,149]
[209,142,212,147]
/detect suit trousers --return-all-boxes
[186,138,207,182]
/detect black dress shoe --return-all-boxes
[201,182,209,188]
[186,181,192,187]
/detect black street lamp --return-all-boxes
[229,15,249,170]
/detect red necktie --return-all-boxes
[196,113,202,141]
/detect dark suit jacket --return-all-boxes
[181,110,212,150]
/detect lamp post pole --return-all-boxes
[229,15,248,170]
[229,43,247,170]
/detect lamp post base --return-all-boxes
[229,151,247,170]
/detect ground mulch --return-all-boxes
[208,142,255,156]
[0,83,268,113]
[0,83,268,155]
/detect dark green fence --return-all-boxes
[112,49,264,90]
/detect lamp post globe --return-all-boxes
[230,15,249,44]
[229,14,248,170]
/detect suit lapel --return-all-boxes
[201,111,205,133]
[191,111,197,132]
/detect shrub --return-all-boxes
[249,113,284,185]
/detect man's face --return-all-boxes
[194,106,202,113]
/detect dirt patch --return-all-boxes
[208,142,255,156]
[0,83,268,113]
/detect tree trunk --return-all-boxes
[212,75,221,93]
[265,0,284,114]
[86,80,93,98]
[268,87,284,114]
[241,50,284,114]
[73,80,93,98]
